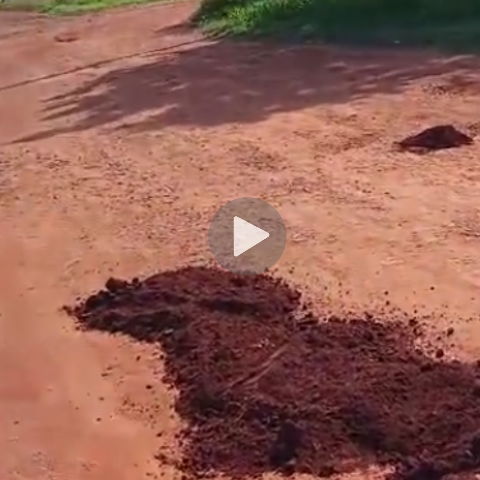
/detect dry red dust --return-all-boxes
[66,266,480,480]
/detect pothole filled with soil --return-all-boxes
[65,266,480,480]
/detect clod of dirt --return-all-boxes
[67,266,480,480]
[105,277,129,293]
[395,125,474,153]
[54,32,78,43]
[269,419,302,474]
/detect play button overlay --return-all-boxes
[234,217,269,257]
[209,197,286,275]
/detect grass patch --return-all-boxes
[192,0,480,51]
[0,0,170,14]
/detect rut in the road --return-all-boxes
[66,266,480,480]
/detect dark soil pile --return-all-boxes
[395,124,474,153]
[66,266,480,480]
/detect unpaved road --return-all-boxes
[1,3,480,479]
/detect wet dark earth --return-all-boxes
[66,266,480,480]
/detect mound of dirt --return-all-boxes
[395,125,474,153]
[66,266,480,480]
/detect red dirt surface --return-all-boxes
[67,266,480,480]
[3,3,480,480]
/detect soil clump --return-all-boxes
[395,125,473,153]
[66,266,480,480]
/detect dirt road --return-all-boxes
[1,3,480,479]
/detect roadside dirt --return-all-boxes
[2,2,480,480]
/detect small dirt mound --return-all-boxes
[66,266,480,480]
[53,31,78,43]
[395,125,473,153]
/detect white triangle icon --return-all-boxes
[234,216,270,257]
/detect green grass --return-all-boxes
[192,0,480,51]
[0,0,169,14]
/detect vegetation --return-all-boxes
[192,0,480,50]
[0,0,166,14]
[3,0,480,51]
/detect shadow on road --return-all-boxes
[11,32,480,143]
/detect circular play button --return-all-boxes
[208,197,286,275]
